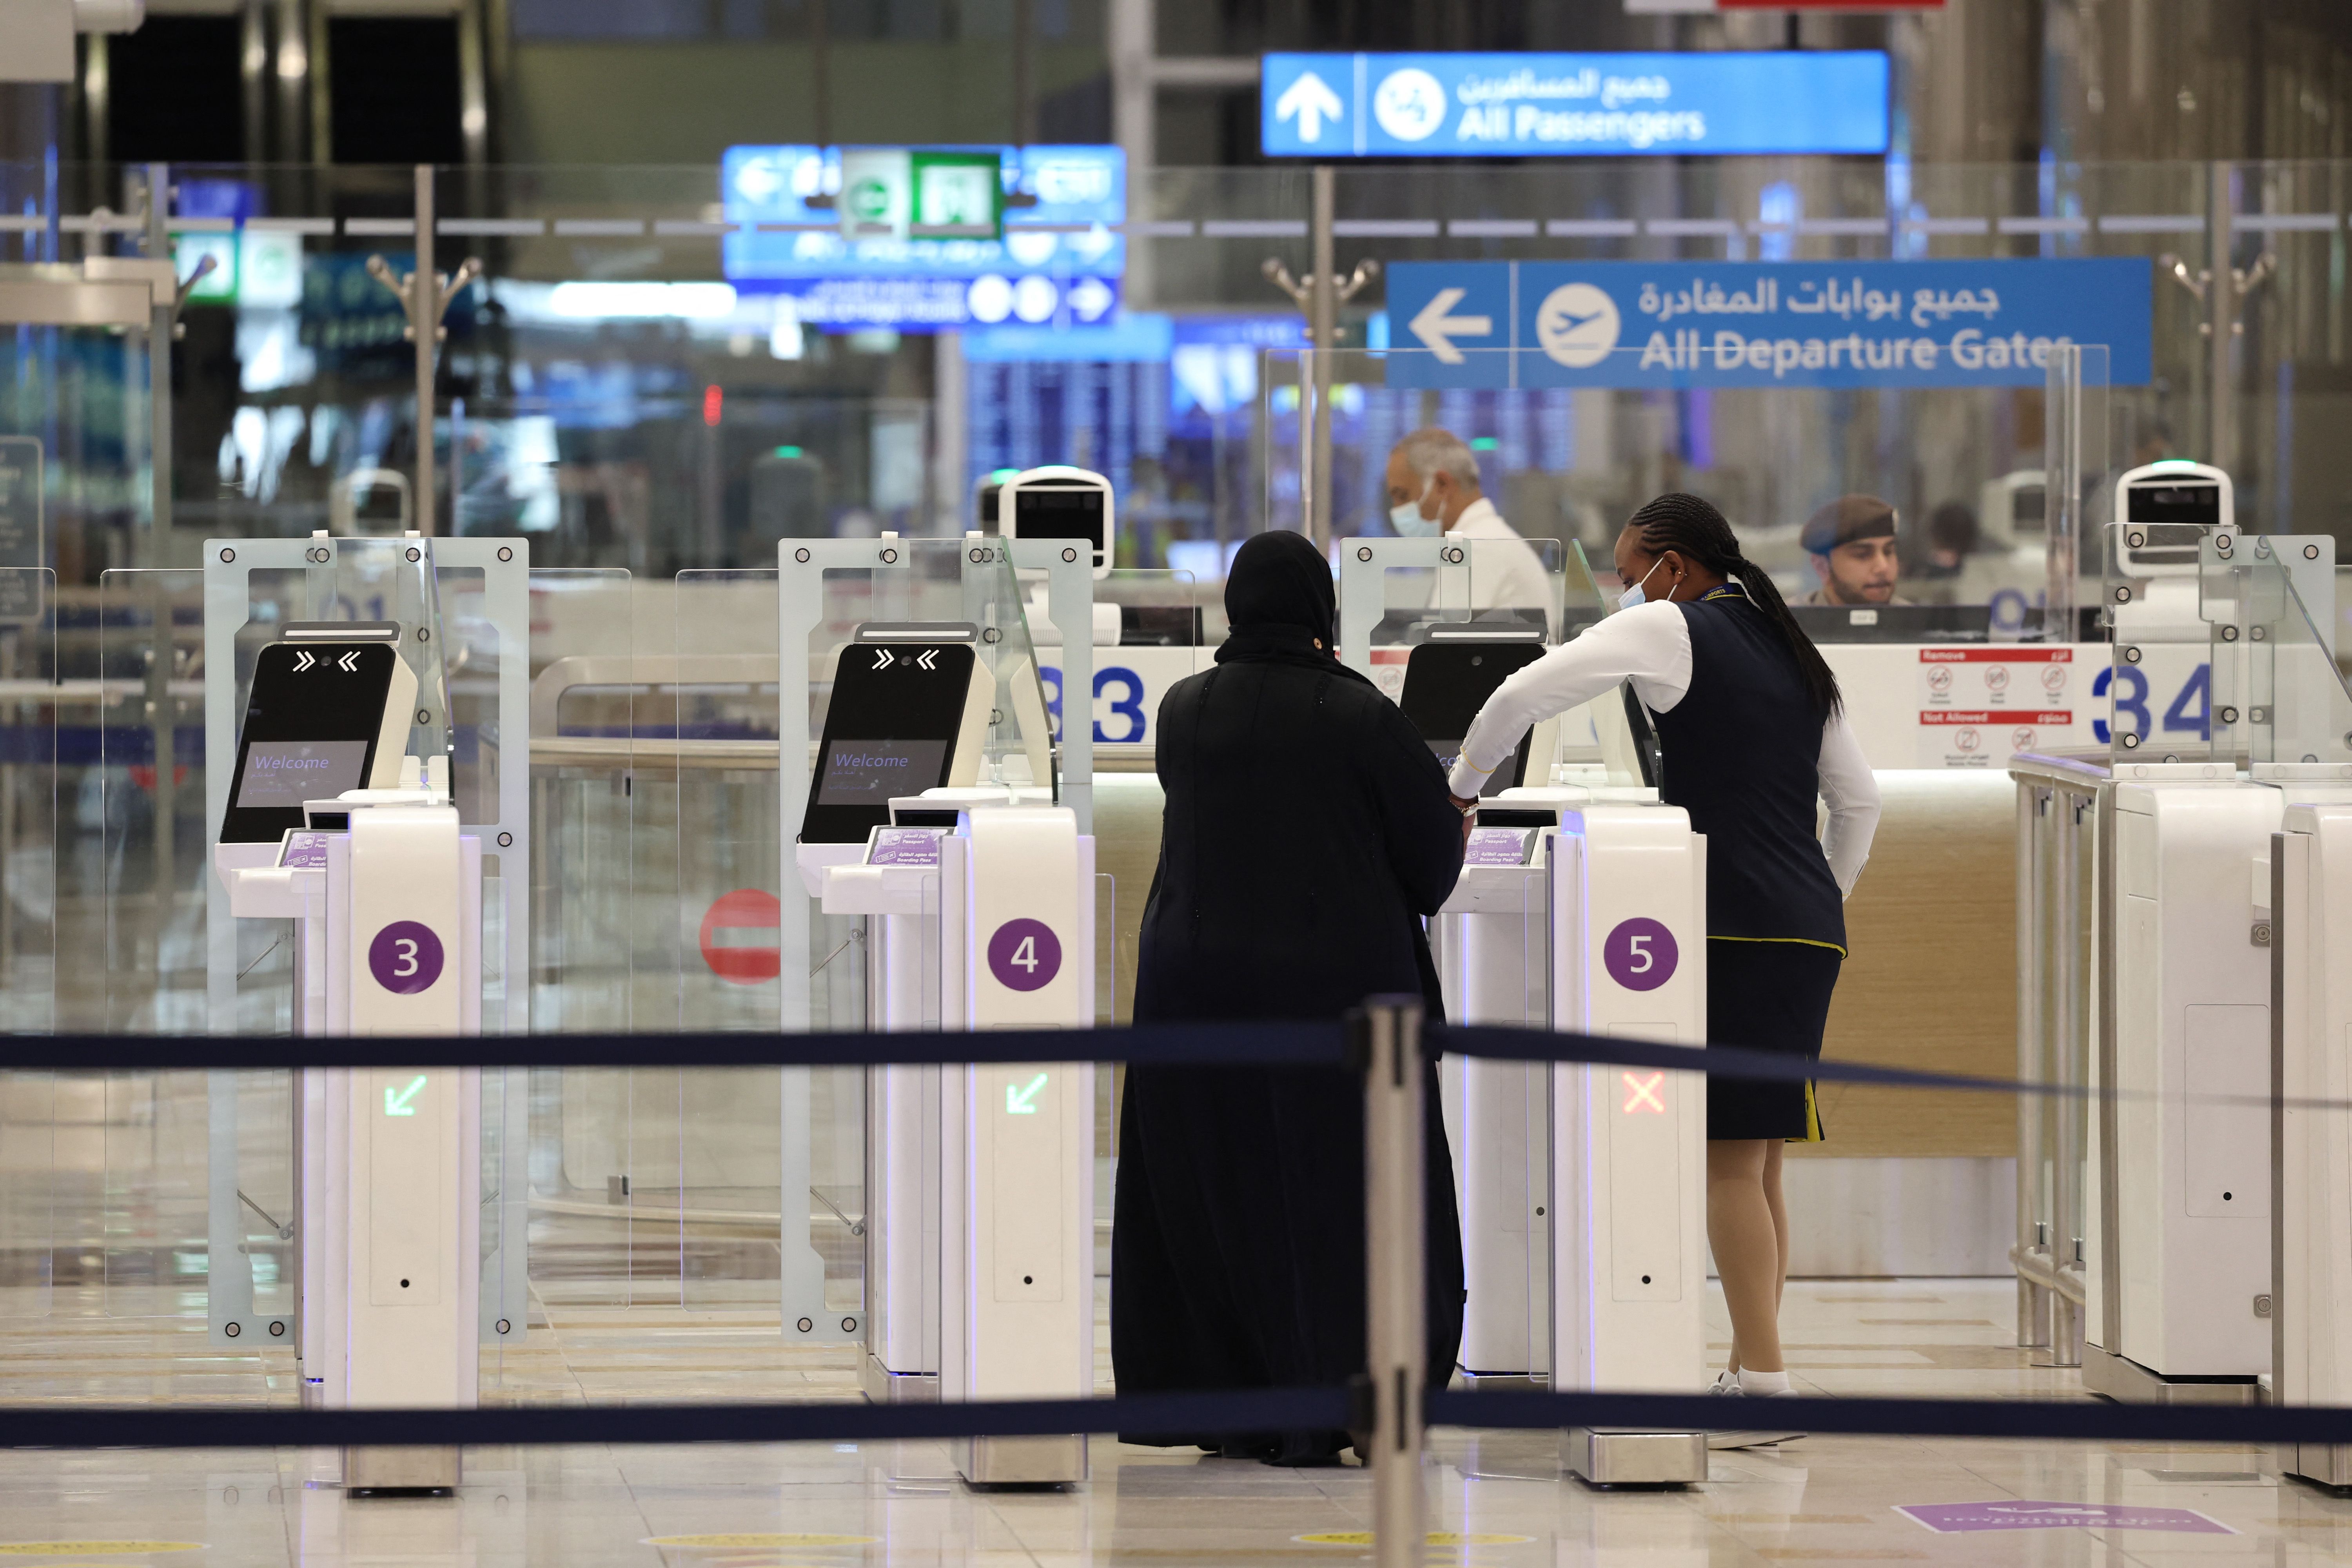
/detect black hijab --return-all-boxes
[1215,530,1374,685]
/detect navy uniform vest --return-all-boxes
[1648,588,1846,955]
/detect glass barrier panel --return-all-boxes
[95,570,205,1034]
[1290,340,2122,653]
[0,570,55,1322]
[521,566,645,1312]
[2205,544,2352,773]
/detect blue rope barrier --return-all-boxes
[12,1387,2352,1452]
[0,1389,1355,1450]
[0,1022,1349,1073]
[0,1024,2281,1109]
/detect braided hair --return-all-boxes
[1625,492,1842,721]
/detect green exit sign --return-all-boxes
[912,152,1002,239]
[837,149,1004,242]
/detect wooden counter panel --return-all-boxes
[1799,771,2018,1160]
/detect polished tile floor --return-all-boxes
[4,1276,2348,1566]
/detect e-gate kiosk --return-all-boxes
[2072,468,2352,1406]
[1358,544,1709,1488]
[212,619,486,1493]
[785,538,1096,1486]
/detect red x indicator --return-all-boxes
[1622,1071,1666,1114]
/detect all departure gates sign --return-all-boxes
[1381,259,2153,389]
[1261,51,1889,158]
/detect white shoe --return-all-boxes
[1704,1381,1804,1450]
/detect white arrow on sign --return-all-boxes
[916,649,938,670]
[872,648,894,670]
[293,651,315,672]
[1407,287,1494,365]
[1275,71,1345,144]
[1067,276,1114,322]
[337,651,360,672]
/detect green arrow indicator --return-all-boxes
[384,1074,428,1118]
[1005,1073,1048,1116]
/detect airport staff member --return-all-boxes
[1385,427,1553,618]
[1445,492,1881,1418]
[1114,529,1466,1466]
[1800,494,1910,607]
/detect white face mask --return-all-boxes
[1388,476,1442,538]
[1617,558,1664,611]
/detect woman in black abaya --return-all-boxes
[1112,528,1466,1465]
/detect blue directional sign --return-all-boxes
[1382,260,2152,389]
[1262,52,1889,158]
[722,145,1124,332]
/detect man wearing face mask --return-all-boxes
[1383,427,1553,624]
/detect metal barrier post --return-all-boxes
[1362,998,1426,1568]
[2014,781,2050,1350]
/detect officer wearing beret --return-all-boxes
[1799,495,1910,608]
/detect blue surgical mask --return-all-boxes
[1389,477,1441,538]
[1617,559,1663,611]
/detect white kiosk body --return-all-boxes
[1546,803,1709,1485]
[213,631,485,1492]
[2272,802,2352,1486]
[1433,785,1707,1483]
[1436,793,1564,1392]
[815,805,1096,1484]
[2085,772,2280,1397]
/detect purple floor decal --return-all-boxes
[1897,1501,2234,1535]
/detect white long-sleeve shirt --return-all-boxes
[1446,599,1882,898]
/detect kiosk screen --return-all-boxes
[2124,482,2222,530]
[1398,641,1546,797]
[1011,486,1105,555]
[817,739,951,805]
[220,640,402,844]
[236,740,371,809]
[800,642,976,843]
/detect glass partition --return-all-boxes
[2205,541,2352,773]
[94,569,205,1034]
[1291,342,2120,650]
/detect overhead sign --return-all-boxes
[1381,259,2152,388]
[723,145,1123,332]
[837,148,1005,240]
[1260,51,1889,158]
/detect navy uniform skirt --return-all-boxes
[1704,937,1843,1143]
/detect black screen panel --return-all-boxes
[800,643,976,844]
[1398,641,1546,794]
[220,642,399,844]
